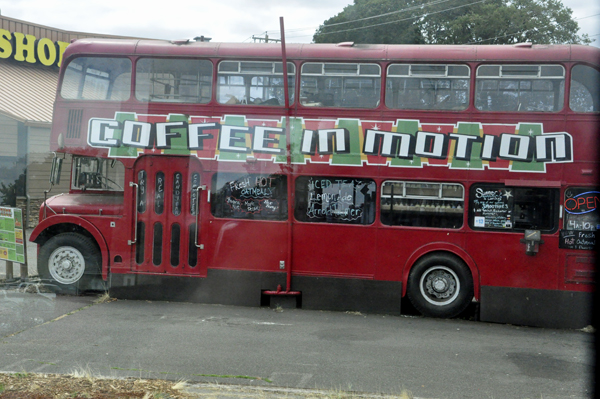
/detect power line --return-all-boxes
[249,1,597,42]
[314,0,487,37]
[308,0,456,29]
[467,29,530,44]
[259,0,477,38]
[465,12,600,43]
[574,13,600,21]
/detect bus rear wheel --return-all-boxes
[38,233,101,293]
[407,254,473,318]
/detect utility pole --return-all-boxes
[252,32,281,43]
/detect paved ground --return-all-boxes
[0,289,594,399]
[0,233,596,398]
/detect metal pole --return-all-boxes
[280,17,295,295]
[20,233,28,281]
[5,260,15,282]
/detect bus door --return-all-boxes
[131,155,206,276]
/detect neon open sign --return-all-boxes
[564,191,600,215]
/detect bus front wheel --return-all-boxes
[38,233,101,293]
[407,254,473,318]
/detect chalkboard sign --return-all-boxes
[211,173,287,220]
[471,187,513,229]
[559,230,597,251]
[295,176,376,225]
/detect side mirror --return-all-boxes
[50,157,63,186]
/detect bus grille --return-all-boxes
[67,109,83,138]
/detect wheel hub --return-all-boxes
[425,270,456,299]
[49,246,85,285]
[432,277,448,292]
[60,259,73,270]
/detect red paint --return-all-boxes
[33,40,598,316]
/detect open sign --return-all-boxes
[564,191,600,215]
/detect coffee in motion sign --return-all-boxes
[0,206,25,264]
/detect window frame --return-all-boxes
[60,56,132,101]
[563,187,600,231]
[569,64,600,113]
[474,64,565,113]
[385,64,471,111]
[380,180,464,229]
[469,184,559,233]
[299,62,382,109]
[134,57,213,104]
[210,173,288,221]
[294,176,377,225]
[216,60,295,106]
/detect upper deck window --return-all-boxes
[216,61,295,106]
[61,57,131,101]
[569,65,600,113]
[300,63,381,108]
[385,64,470,111]
[475,64,565,112]
[135,58,213,103]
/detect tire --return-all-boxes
[407,254,474,318]
[38,233,101,293]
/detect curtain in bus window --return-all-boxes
[295,177,376,225]
[210,173,287,220]
[60,57,132,101]
[135,58,213,103]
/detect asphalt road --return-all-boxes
[0,290,594,399]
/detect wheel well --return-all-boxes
[34,223,100,253]
[411,252,471,276]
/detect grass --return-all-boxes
[110,367,273,383]
[69,365,96,383]
[0,371,416,398]
[94,291,114,304]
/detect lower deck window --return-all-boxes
[380,181,464,228]
[469,184,558,232]
[295,177,376,224]
[211,173,287,220]
[564,188,599,231]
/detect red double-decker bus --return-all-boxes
[31,38,599,328]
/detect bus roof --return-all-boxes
[64,38,600,66]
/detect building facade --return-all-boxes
[0,15,140,226]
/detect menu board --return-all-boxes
[559,230,597,251]
[212,173,287,220]
[0,206,25,264]
[295,177,376,224]
[471,187,514,229]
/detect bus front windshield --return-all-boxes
[71,156,125,192]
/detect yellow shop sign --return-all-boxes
[0,29,69,67]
